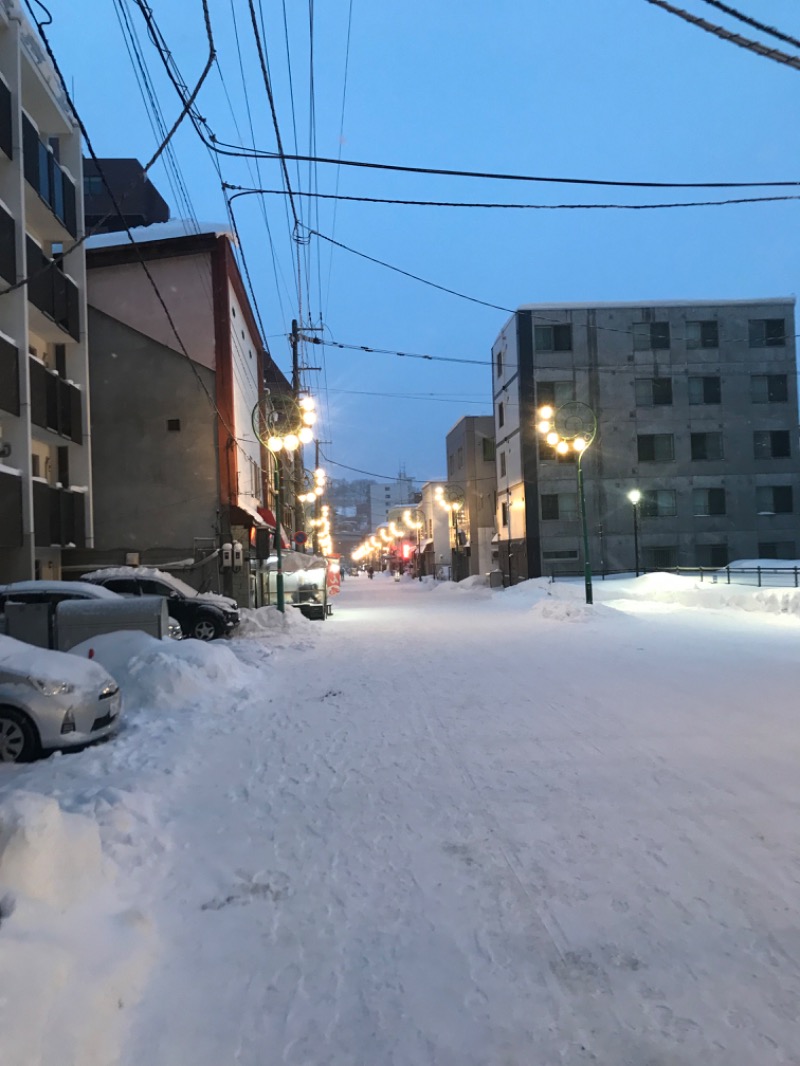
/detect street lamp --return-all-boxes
[402,508,425,581]
[627,488,642,577]
[435,484,465,582]
[252,394,318,612]
[537,402,597,605]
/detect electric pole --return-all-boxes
[290,319,303,542]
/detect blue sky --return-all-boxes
[50,0,800,483]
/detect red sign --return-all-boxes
[295,531,307,545]
[327,554,342,597]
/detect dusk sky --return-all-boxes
[49,0,800,485]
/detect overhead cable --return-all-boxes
[223,184,800,211]
[696,0,800,51]
[644,0,800,71]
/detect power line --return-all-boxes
[222,184,800,212]
[644,0,800,71]
[302,227,513,314]
[696,0,800,51]
[205,141,800,189]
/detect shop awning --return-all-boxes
[257,506,277,528]
[417,538,434,553]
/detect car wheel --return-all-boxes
[0,707,39,763]
[191,614,222,641]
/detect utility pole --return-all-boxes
[312,438,331,556]
[290,319,303,544]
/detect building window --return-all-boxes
[686,320,719,349]
[696,543,728,567]
[537,380,575,409]
[633,322,670,350]
[83,175,104,196]
[749,319,785,347]
[495,348,502,377]
[644,546,678,569]
[691,432,723,461]
[499,451,506,478]
[756,485,793,514]
[482,437,495,462]
[692,487,726,516]
[501,502,508,527]
[534,324,572,352]
[640,489,677,517]
[457,446,463,468]
[541,493,577,520]
[542,549,579,560]
[497,402,504,428]
[167,418,181,431]
[637,433,674,462]
[635,377,673,406]
[754,431,791,459]
[758,541,796,560]
[751,374,788,403]
[688,376,721,404]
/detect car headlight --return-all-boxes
[99,682,119,699]
[29,677,75,697]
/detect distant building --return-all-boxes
[368,468,415,528]
[83,157,170,234]
[493,299,799,586]
[416,481,451,579]
[0,0,90,582]
[445,415,496,580]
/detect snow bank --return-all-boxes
[0,792,155,1066]
[605,571,800,617]
[69,630,264,710]
[237,604,314,638]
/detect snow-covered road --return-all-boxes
[3,574,800,1065]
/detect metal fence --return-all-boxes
[549,566,800,589]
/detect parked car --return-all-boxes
[81,568,239,641]
[0,580,183,641]
[0,634,122,762]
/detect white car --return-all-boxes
[0,635,122,762]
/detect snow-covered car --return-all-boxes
[81,568,239,641]
[0,635,122,762]
[0,580,183,641]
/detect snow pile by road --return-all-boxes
[237,603,317,641]
[0,792,155,1066]
[599,571,800,617]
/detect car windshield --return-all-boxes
[145,573,200,598]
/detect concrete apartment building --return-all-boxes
[445,415,496,579]
[0,0,90,582]
[73,221,285,605]
[492,299,799,586]
[368,469,415,529]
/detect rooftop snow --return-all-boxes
[85,220,234,251]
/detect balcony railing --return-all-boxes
[29,355,82,443]
[25,236,80,341]
[32,481,86,548]
[0,336,19,416]
[0,471,23,548]
[0,202,16,285]
[21,114,77,237]
[0,76,11,161]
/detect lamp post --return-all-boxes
[252,394,318,613]
[402,508,425,580]
[434,485,465,581]
[537,402,598,605]
[627,488,641,577]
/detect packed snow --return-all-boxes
[1,572,800,1065]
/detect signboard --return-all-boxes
[294,531,307,545]
[327,554,342,597]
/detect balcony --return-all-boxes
[32,481,86,548]
[22,114,77,240]
[25,236,80,342]
[0,75,11,161]
[0,201,16,285]
[29,355,82,443]
[0,335,19,415]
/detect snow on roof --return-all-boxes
[0,634,113,688]
[1,580,119,598]
[85,220,234,251]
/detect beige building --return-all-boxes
[0,0,90,581]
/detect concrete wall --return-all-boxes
[85,306,220,564]
[493,299,800,583]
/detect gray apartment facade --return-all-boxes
[492,299,799,585]
[445,415,496,579]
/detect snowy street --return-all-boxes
[2,574,800,1065]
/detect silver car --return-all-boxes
[0,635,122,762]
